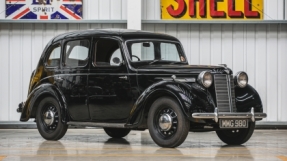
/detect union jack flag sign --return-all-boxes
[6,0,83,20]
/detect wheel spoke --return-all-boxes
[170,113,177,118]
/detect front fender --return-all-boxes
[126,81,216,126]
[20,83,67,122]
[235,84,263,112]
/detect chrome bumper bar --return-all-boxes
[192,107,267,123]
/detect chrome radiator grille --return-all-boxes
[230,76,237,112]
[214,74,236,112]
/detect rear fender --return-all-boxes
[20,83,67,123]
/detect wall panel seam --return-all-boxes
[278,23,281,121]
[8,24,11,120]
[20,24,23,104]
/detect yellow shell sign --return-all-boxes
[161,0,263,20]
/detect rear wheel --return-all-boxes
[104,128,131,138]
[216,122,255,145]
[36,97,68,140]
[147,97,190,148]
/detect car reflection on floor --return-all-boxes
[0,129,286,161]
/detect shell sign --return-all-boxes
[161,0,263,20]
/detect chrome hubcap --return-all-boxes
[44,110,55,126]
[159,113,173,131]
[156,108,178,138]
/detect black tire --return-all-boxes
[104,128,131,138]
[147,97,190,148]
[216,122,255,145]
[36,97,68,140]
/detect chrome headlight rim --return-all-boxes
[235,71,248,88]
[198,71,213,88]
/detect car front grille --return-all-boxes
[214,74,236,112]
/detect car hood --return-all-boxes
[136,64,228,74]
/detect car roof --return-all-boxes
[52,28,179,43]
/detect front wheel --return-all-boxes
[104,128,131,138]
[216,122,255,145]
[36,97,68,140]
[148,97,190,148]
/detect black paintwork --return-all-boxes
[19,29,264,128]
[235,84,263,112]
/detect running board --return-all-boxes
[67,122,126,128]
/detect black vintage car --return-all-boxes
[17,29,267,148]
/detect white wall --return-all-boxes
[127,0,142,30]
[83,0,127,20]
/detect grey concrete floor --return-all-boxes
[0,129,286,161]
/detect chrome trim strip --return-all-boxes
[155,77,196,82]
[67,122,126,128]
[192,107,267,122]
[214,108,219,123]
[251,108,255,122]
[230,75,237,112]
[227,75,232,112]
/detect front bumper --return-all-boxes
[192,107,267,122]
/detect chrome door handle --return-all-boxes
[119,76,128,80]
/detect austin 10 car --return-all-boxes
[17,29,267,148]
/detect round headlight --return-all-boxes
[234,72,248,88]
[198,71,213,88]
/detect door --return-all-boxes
[57,38,90,121]
[88,38,133,123]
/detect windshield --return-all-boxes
[126,40,187,64]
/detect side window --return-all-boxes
[46,45,61,67]
[94,39,123,66]
[64,40,89,67]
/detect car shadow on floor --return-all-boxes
[104,138,130,145]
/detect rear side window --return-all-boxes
[94,39,122,66]
[64,40,89,67]
[46,45,61,67]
